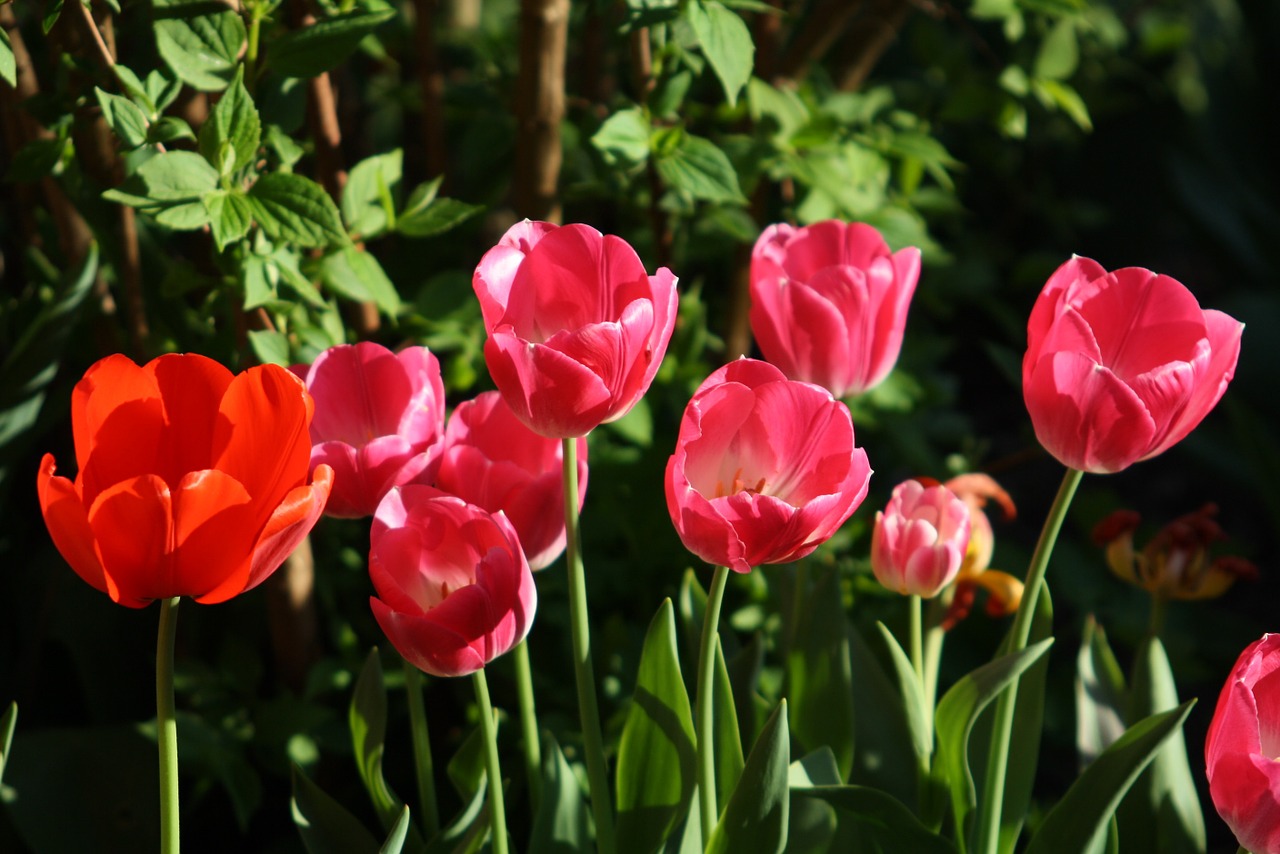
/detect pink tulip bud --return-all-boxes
[749,220,921,398]
[472,221,679,439]
[292,342,446,518]
[1206,634,1280,854]
[369,487,537,678]
[1022,257,1243,474]
[870,479,971,598]
[665,358,872,573]
[433,391,587,571]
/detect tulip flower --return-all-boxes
[472,220,679,439]
[665,358,872,573]
[369,486,537,678]
[293,341,445,518]
[37,353,333,607]
[939,473,1022,629]
[1023,256,1243,474]
[433,391,587,571]
[1206,634,1280,854]
[749,220,921,398]
[870,479,971,598]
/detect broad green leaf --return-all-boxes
[349,649,402,832]
[144,68,184,114]
[687,0,754,107]
[1032,78,1092,130]
[153,0,246,92]
[424,777,490,854]
[706,700,789,854]
[6,137,67,183]
[875,622,931,763]
[95,88,149,149]
[319,246,402,316]
[242,261,279,314]
[656,132,746,204]
[1025,702,1196,854]
[0,28,15,88]
[1116,637,1205,854]
[204,190,254,252]
[397,189,483,239]
[269,10,397,78]
[529,733,592,854]
[1076,616,1127,769]
[0,702,15,784]
[1034,18,1079,80]
[42,0,66,34]
[793,785,957,854]
[787,569,855,779]
[712,638,745,806]
[291,763,380,854]
[135,151,220,201]
[846,621,918,806]
[148,117,197,145]
[155,201,212,230]
[592,107,651,167]
[933,638,1053,842]
[379,806,411,854]
[343,149,403,238]
[248,172,348,248]
[747,78,808,145]
[616,599,697,854]
[447,721,492,800]
[198,67,262,176]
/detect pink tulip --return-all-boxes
[665,358,872,573]
[293,342,446,518]
[1023,257,1243,474]
[433,391,587,571]
[870,479,971,598]
[472,221,679,439]
[749,220,921,398]
[369,486,536,678]
[1206,634,1280,854]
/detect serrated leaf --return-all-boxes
[145,68,184,114]
[269,10,397,78]
[397,193,483,239]
[291,763,380,854]
[153,0,246,92]
[319,246,402,316]
[136,150,220,201]
[248,172,348,248]
[155,201,212,230]
[199,67,261,175]
[241,257,278,311]
[343,149,403,238]
[655,133,746,205]
[1025,702,1195,854]
[94,88,148,149]
[204,190,254,252]
[616,599,697,854]
[0,28,15,88]
[592,107,651,167]
[148,117,197,145]
[706,700,789,854]
[529,733,592,854]
[747,78,808,145]
[687,0,753,107]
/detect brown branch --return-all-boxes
[775,0,864,82]
[836,0,913,92]
[512,0,569,223]
[413,0,449,183]
[265,535,321,692]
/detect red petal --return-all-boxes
[169,469,257,603]
[234,464,333,598]
[149,353,234,485]
[87,474,174,607]
[37,454,108,596]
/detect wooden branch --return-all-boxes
[412,0,449,182]
[513,0,569,223]
[836,0,913,92]
[265,535,321,692]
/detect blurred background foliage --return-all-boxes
[0,0,1277,850]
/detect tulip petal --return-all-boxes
[473,220,559,329]
[1075,270,1208,378]
[149,353,235,485]
[779,269,857,393]
[168,469,259,602]
[87,474,174,607]
[1025,256,1109,365]
[37,454,108,596]
[72,354,164,479]
[484,333,614,438]
[306,343,413,445]
[370,597,487,678]
[234,464,333,598]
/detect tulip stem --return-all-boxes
[909,594,924,685]
[403,661,440,839]
[473,669,508,854]
[974,466,1083,854]
[512,638,542,811]
[561,438,616,854]
[156,596,181,854]
[696,564,731,844]
[1147,595,1168,639]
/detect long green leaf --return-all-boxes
[875,621,930,763]
[712,637,745,805]
[846,621,918,807]
[686,0,754,107]
[788,568,855,779]
[706,700,789,854]
[0,702,16,785]
[793,785,958,854]
[269,10,397,78]
[529,733,592,854]
[349,649,402,832]
[379,807,411,854]
[1076,615,1127,769]
[291,763,380,854]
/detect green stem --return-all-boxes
[562,438,616,854]
[909,594,924,685]
[974,466,1084,854]
[156,596,181,854]
[922,598,946,715]
[473,669,508,854]
[403,661,440,838]
[245,4,263,88]
[512,638,542,811]
[1147,595,1168,639]
[696,565,731,844]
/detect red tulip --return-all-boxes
[1206,633,1280,854]
[870,479,971,598]
[749,220,921,398]
[1023,257,1243,473]
[665,358,872,573]
[37,353,332,607]
[433,391,587,571]
[472,221,679,438]
[293,342,445,518]
[369,487,537,678]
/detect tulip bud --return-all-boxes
[870,479,971,598]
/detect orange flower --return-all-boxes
[936,473,1022,630]
[37,354,333,607]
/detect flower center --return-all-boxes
[715,467,767,498]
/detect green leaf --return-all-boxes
[291,763,380,854]
[1116,637,1205,854]
[747,78,808,145]
[687,0,754,107]
[529,733,592,854]
[656,132,746,205]
[155,201,213,230]
[787,569,855,779]
[1032,78,1092,130]
[712,638,745,806]
[152,0,246,92]
[136,150,221,201]
[0,702,16,785]
[933,638,1053,842]
[846,621,918,806]
[242,262,279,314]
[447,722,491,801]
[616,599,697,854]
[198,66,262,175]
[0,27,15,88]
[95,88,150,149]
[397,181,483,239]
[379,806,411,854]
[349,649,403,832]
[1025,702,1196,854]
[425,778,491,854]
[147,117,197,146]
[248,172,348,248]
[793,785,958,854]
[1076,616,1127,769]
[204,190,254,252]
[1034,18,1079,80]
[42,0,66,34]
[592,107,651,167]
[343,149,403,238]
[319,246,402,316]
[706,700,789,854]
[269,10,397,78]
[874,622,931,764]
